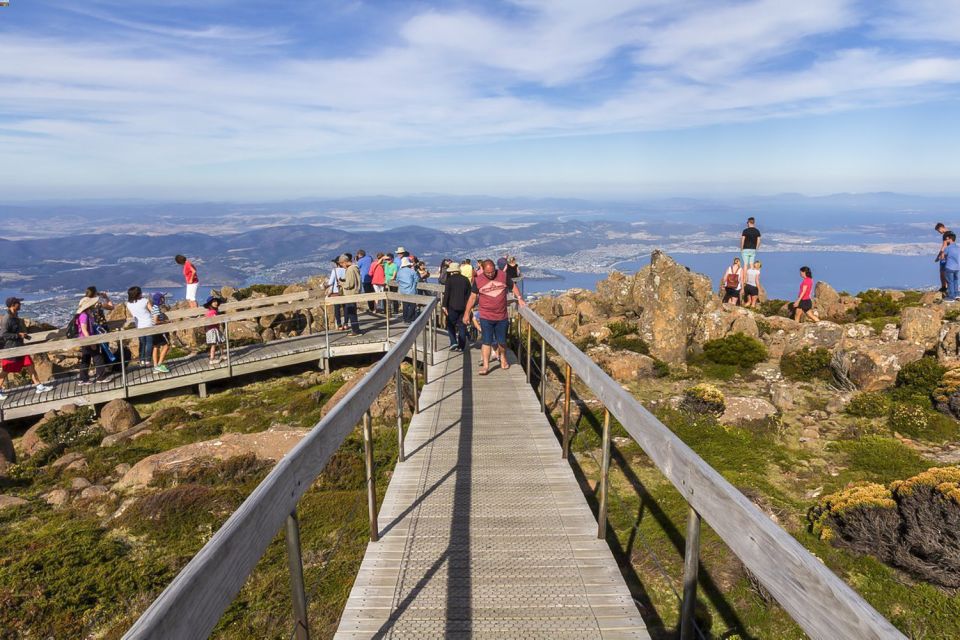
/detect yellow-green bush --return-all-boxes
[845,392,891,418]
[681,383,725,416]
[889,402,960,442]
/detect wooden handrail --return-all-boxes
[123,297,437,640]
[0,291,435,360]
[517,306,904,640]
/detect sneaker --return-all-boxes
[77,380,92,386]
[348,331,363,337]
[0,391,6,401]
[35,383,53,394]
[154,364,170,373]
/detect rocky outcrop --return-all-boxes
[100,399,141,434]
[115,423,308,490]
[814,281,858,321]
[0,495,28,511]
[899,305,944,348]
[0,427,14,473]
[586,346,655,383]
[18,410,58,458]
[938,322,960,366]
[839,341,926,391]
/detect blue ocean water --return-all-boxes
[522,252,939,300]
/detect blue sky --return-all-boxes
[1,0,960,200]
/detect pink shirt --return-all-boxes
[799,277,813,300]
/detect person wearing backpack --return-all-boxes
[722,257,743,305]
[76,296,110,385]
[0,297,53,400]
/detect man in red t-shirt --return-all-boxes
[175,254,200,308]
[463,259,525,375]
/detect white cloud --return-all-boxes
[1,0,959,193]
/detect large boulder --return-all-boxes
[721,397,777,425]
[938,322,960,366]
[840,341,926,391]
[587,346,655,383]
[0,495,28,511]
[18,410,58,458]
[632,251,714,364]
[594,271,633,315]
[813,281,857,321]
[100,399,141,434]
[899,305,945,349]
[693,304,758,346]
[783,322,843,355]
[115,424,308,490]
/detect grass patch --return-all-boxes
[831,436,932,483]
[233,284,287,301]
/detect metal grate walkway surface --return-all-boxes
[335,346,649,639]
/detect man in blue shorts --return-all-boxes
[463,259,525,375]
[740,217,761,267]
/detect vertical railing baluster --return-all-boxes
[323,305,331,375]
[224,319,232,376]
[680,507,702,640]
[597,408,611,539]
[119,337,128,397]
[422,320,429,383]
[412,340,419,414]
[525,322,532,384]
[395,367,405,463]
[562,363,572,459]
[540,335,547,413]
[285,509,311,640]
[385,293,390,342]
[363,410,379,542]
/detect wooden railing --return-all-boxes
[123,293,438,640]
[514,306,905,640]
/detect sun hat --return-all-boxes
[203,295,225,309]
[396,246,407,254]
[400,257,412,268]
[446,262,461,273]
[5,296,23,307]
[77,296,99,314]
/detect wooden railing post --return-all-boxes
[363,410,379,542]
[224,319,233,376]
[562,363,572,459]
[395,367,405,463]
[540,336,547,414]
[385,293,390,342]
[525,322,532,384]
[119,337,128,397]
[427,313,434,367]
[285,509,310,640]
[422,322,429,383]
[597,408,611,539]
[680,507,702,640]
[412,340,419,414]
[322,306,331,375]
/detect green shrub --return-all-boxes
[681,383,725,416]
[863,316,899,334]
[702,333,767,368]
[895,357,946,396]
[854,289,902,320]
[889,403,960,442]
[606,320,637,338]
[757,299,789,317]
[780,347,833,381]
[652,358,670,378]
[845,392,891,418]
[574,335,597,351]
[608,335,649,354]
[33,408,104,466]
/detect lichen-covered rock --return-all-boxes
[100,399,141,434]
[633,251,713,364]
[42,488,70,507]
[721,397,777,424]
[0,495,28,511]
[594,271,633,315]
[783,321,843,355]
[899,305,944,348]
[769,382,799,411]
[587,346,655,383]
[18,411,57,458]
[813,281,859,321]
[937,322,960,365]
[115,424,308,490]
[933,368,960,420]
[839,341,925,391]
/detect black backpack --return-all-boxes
[65,313,80,339]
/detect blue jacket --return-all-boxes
[945,243,960,271]
[396,266,418,294]
[357,255,373,284]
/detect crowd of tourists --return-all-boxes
[719,217,819,323]
[0,249,527,399]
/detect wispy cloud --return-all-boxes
[1,0,959,194]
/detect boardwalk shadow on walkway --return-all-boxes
[370,348,475,639]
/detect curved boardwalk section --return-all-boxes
[336,347,648,639]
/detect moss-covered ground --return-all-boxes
[0,363,405,639]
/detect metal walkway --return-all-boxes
[335,346,648,640]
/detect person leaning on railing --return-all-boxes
[0,297,53,400]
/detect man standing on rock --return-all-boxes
[740,217,761,268]
[175,255,200,308]
[464,259,525,375]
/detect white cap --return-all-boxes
[400,257,412,267]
